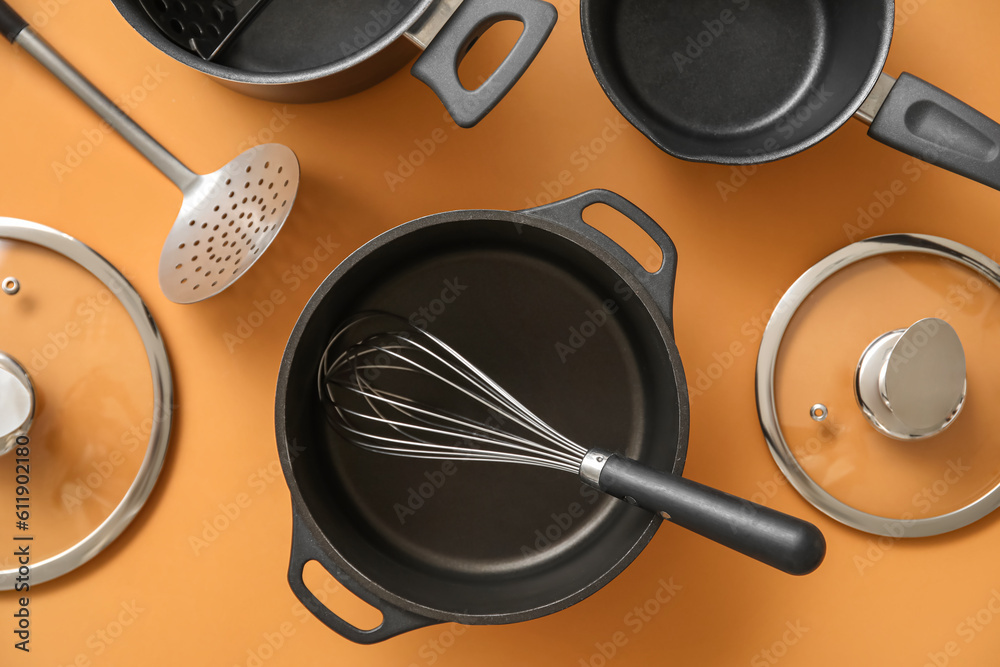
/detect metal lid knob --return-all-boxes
[0,352,34,456]
[855,318,966,440]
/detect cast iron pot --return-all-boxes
[276,190,818,643]
[110,0,556,127]
[582,0,1000,190]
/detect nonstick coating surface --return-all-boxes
[280,215,684,620]
[583,0,893,162]
[118,0,422,74]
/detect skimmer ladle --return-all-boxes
[0,1,299,303]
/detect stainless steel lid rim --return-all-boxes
[0,218,172,588]
[756,233,1000,538]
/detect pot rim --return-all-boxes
[109,0,434,86]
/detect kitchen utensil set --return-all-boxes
[3,0,996,647]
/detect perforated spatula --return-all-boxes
[0,0,299,304]
[138,0,274,61]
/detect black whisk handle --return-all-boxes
[594,454,826,575]
[0,1,28,43]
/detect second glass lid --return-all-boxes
[757,234,1000,537]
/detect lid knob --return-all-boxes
[0,352,34,456]
[855,318,966,440]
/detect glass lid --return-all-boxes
[0,219,171,587]
[756,234,1000,537]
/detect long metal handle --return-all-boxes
[6,15,197,189]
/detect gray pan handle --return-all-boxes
[522,189,678,328]
[866,72,1000,191]
[287,514,440,644]
[411,0,556,128]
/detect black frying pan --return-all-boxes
[582,0,1000,191]
[276,190,824,643]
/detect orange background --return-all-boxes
[3,0,1000,664]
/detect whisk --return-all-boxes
[318,313,825,575]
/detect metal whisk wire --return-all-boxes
[318,314,588,474]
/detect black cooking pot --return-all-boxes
[276,190,821,643]
[110,0,556,127]
[582,0,1000,190]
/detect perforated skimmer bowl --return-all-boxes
[159,147,298,301]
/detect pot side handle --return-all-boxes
[867,72,1000,191]
[287,514,441,644]
[522,189,678,327]
[410,0,557,128]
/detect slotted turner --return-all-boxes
[0,0,299,303]
[137,0,274,61]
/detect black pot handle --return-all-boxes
[522,189,678,327]
[868,72,1000,191]
[410,0,557,128]
[287,514,440,644]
